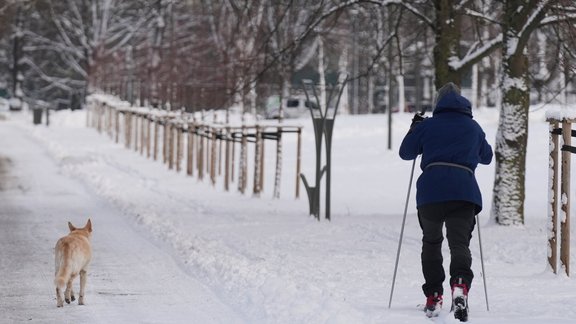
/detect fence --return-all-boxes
[86,94,303,198]
[547,113,576,276]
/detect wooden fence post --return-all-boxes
[146,116,151,158]
[105,104,111,137]
[163,121,168,164]
[153,119,159,161]
[296,127,302,199]
[205,128,210,174]
[549,121,559,274]
[259,127,265,194]
[225,127,231,191]
[125,112,131,149]
[239,125,247,194]
[210,127,217,185]
[115,110,120,144]
[561,121,571,276]
[168,122,175,170]
[253,125,262,196]
[198,126,204,180]
[96,102,102,133]
[273,127,283,199]
[176,124,183,172]
[140,114,145,156]
[187,123,194,176]
[134,113,139,153]
[218,129,223,176]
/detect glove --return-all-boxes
[410,113,425,130]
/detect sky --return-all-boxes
[1,101,575,324]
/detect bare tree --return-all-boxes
[491,0,576,225]
[201,0,268,119]
[9,1,27,110]
[24,0,152,104]
[148,0,170,108]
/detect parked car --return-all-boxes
[265,96,319,119]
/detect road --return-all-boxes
[0,120,245,323]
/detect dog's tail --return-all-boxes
[54,249,70,289]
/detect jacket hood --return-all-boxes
[433,83,472,117]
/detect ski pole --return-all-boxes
[476,214,490,311]
[388,157,417,308]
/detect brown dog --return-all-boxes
[54,219,92,307]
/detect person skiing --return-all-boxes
[398,82,493,322]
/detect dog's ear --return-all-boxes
[85,219,92,233]
[68,222,76,232]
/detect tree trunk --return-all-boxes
[10,4,25,110]
[433,0,462,89]
[149,0,166,108]
[491,3,531,225]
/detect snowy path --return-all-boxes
[0,122,246,323]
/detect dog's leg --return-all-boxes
[65,279,71,304]
[56,287,64,307]
[69,277,76,302]
[78,269,87,305]
[65,275,76,304]
[66,278,76,302]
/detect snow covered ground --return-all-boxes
[1,104,575,324]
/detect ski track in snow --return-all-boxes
[1,108,576,323]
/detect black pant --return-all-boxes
[417,201,476,297]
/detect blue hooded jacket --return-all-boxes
[399,87,493,214]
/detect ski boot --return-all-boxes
[424,292,443,318]
[451,279,469,322]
